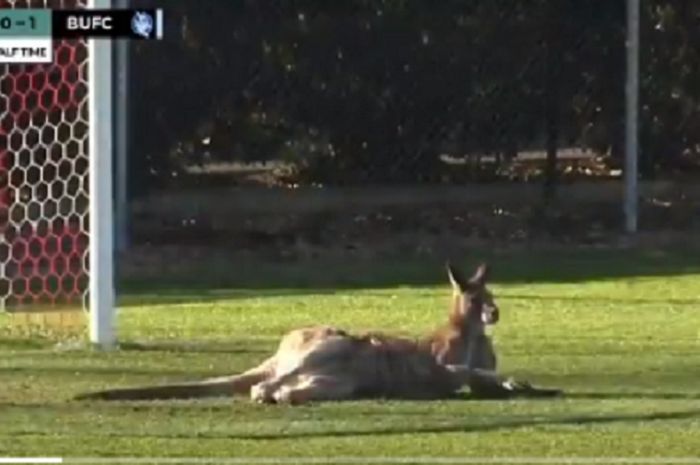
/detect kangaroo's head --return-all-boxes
[446,261,499,329]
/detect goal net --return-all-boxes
[0,0,115,346]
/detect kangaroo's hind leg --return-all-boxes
[272,374,357,405]
[250,366,303,403]
[229,356,277,396]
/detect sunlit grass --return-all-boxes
[2,251,700,459]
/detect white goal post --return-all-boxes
[87,0,116,348]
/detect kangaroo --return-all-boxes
[425,263,498,368]
[421,262,507,397]
[74,262,560,404]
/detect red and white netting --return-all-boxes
[0,0,90,312]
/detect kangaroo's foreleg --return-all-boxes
[443,364,562,399]
[442,365,522,398]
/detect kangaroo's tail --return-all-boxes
[74,359,275,401]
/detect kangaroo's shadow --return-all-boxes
[565,391,700,401]
[14,405,697,442]
[232,408,700,441]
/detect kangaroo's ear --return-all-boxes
[446,261,468,294]
[469,263,490,286]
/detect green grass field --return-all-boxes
[2,249,700,461]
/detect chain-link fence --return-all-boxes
[109,1,697,261]
[127,1,630,190]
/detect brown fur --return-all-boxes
[74,263,560,404]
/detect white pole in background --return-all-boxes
[88,0,116,348]
[115,0,130,253]
[624,0,640,233]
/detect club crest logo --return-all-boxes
[131,11,153,39]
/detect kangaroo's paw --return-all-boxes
[502,377,531,391]
[250,382,276,404]
[503,377,563,398]
[272,385,298,405]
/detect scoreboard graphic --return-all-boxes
[0,8,163,63]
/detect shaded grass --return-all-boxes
[120,246,700,305]
[2,250,700,459]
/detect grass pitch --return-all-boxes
[1,249,700,460]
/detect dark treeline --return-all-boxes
[126,0,700,194]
